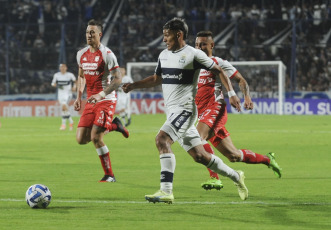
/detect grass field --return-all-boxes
[0,114,330,230]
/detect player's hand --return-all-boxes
[74,99,81,111]
[87,93,103,104]
[244,96,253,110]
[229,95,241,112]
[122,83,133,93]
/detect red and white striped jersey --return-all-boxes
[195,56,238,113]
[76,44,119,101]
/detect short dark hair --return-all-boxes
[87,19,103,33]
[163,17,188,40]
[196,31,213,38]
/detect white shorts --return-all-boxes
[160,108,201,152]
[58,93,72,105]
[116,95,130,111]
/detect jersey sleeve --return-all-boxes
[105,49,119,71]
[155,58,162,76]
[76,50,83,68]
[194,49,215,70]
[51,74,57,85]
[215,57,238,78]
[70,73,76,81]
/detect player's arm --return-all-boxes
[232,72,253,110]
[87,68,122,104]
[51,76,57,87]
[74,68,85,111]
[122,74,162,93]
[210,65,241,112]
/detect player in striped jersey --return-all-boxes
[123,18,249,203]
[51,63,76,131]
[195,31,282,191]
[74,19,129,183]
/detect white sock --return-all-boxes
[238,149,244,162]
[96,145,109,156]
[69,116,73,125]
[160,153,176,194]
[207,154,239,182]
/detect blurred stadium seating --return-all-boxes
[0,0,330,96]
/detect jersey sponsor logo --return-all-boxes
[82,63,98,70]
[161,68,195,84]
[198,77,214,84]
[56,80,72,86]
[83,70,100,76]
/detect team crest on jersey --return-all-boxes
[83,57,87,61]
[95,56,100,62]
[179,55,186,64]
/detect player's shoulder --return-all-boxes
[77,46,89,55]
[99,44,114,55]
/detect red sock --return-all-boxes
[107,123,118,132]
[241,149,270,165]
[98,152,114,176]
[203,143,219,179]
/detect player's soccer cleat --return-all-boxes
[112,117,129,138]
[267,152,282,178]
[99,175,116,182]
[145,190,174,204]
[201,177,224,190]
[69,123,74,131]
[59,124,66,130]
[234,170,248,200]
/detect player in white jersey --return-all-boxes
[51,63,76,130]
[116,67,133,126]
[123,18,249,203]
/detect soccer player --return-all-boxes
[51,63,76,131]
[195,31,282,190]
[74,19,129,183]
[116,67,133,126]
[123,18,248,203]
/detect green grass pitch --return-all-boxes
[0,114,330,230]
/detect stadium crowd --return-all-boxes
[0,0,330,95]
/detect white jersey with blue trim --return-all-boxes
[52,72,76,96]
[155,45,215,111]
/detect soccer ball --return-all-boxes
[25,184,52,208]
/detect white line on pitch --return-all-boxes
[1,199,330,206]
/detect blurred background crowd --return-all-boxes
[0,0,330,95]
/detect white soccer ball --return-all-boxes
[25,184,52,208]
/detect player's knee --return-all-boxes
[192,152,206,164]
[76,136,89,145]
[155,133,171,153]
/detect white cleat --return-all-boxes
[234,170,248,200]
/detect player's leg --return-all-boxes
[196,121,223,190]
[93,102,119,182]
[145,130,175,204]
[59,101,68,130]
[212,135,282,178]
[187,143,248,200]
[90,125,116,182]
[124,96,131,126]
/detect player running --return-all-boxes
[195,31,282,190]
[51,63,76,131]
[123,18,248,203]
[116,67,133,126]
[74,19,129,183]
